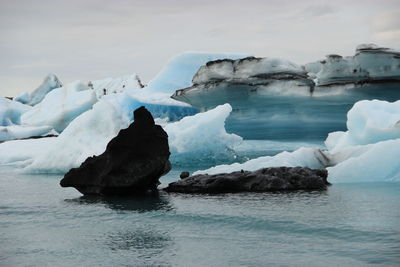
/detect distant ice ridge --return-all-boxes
[307,44,400,86]
[14,74,63,106]
[196,100,400,183]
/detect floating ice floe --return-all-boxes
[196,100,400,183]
[14,74,63,106]
[165,104,242,163]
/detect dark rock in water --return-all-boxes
[60,106,171,195]
[165,167,329,194]
[180,171,190,179]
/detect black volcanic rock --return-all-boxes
[60,106,171,195]
[165,167,329,193]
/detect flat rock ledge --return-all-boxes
[164,167,329,194]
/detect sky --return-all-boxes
[0,0,399,96]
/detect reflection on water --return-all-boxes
[106,229,172,252]
[1,170,399,267]
[65,192,174,213]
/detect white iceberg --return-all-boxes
[20,81,98,132]
[165,104,242,162]
[14,74,63,106]
[325,100,400,151]
[0,96,31,126]
[0,88,239,173]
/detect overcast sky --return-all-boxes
[1,0,399,96]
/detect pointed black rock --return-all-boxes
[60,106,171,195]
[164,167,329,193]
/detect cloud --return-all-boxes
[372,9,400,44]
[301,4,338,18]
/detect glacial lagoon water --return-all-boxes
[1,167,399,266]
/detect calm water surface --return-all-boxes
[1,171,399,266]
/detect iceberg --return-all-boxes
[144,52,249,95]
[0,96,31,126]
[196,100,400,183]
[14,74,63,106]
[325,100,400,151]
[90,74,143,98]
[170,45,400,141]
[313,44,400,86]
[0,87,239,173]
[20,81,98,132]
[165,104,242,164]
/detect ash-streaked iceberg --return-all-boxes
[14,74,63,106]
[315,44,400,86]
[195,99,400,183]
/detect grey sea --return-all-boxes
[1,168,399,267]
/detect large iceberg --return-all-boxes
[20,81,98,132]
[14,74,63,106]
[196,100,400,183]
[170,45,400,141]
